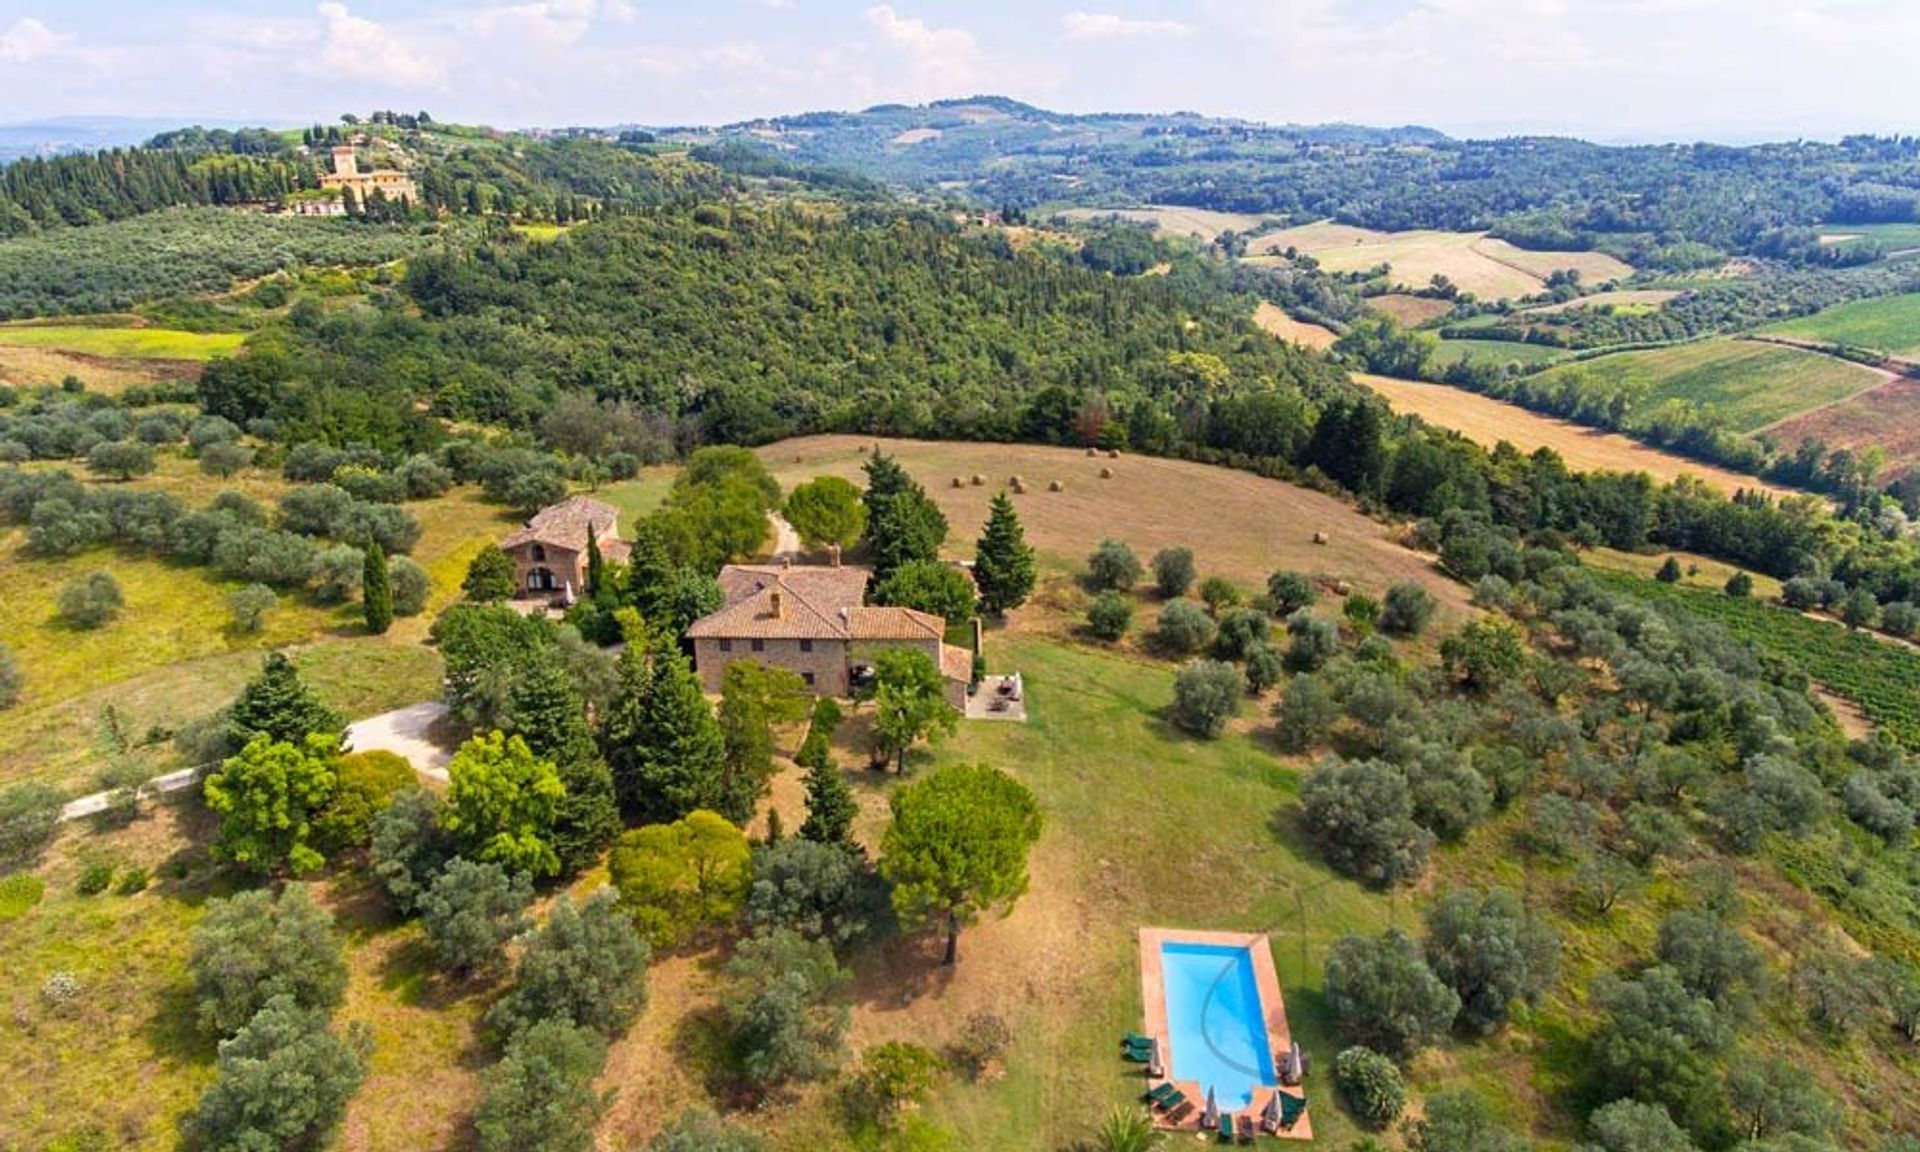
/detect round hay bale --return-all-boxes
[1048,479,1065,492]
[793,454,804,463]
[1107,448,1121,458]
[1312,530,1330,545]
[1333,580,1353,597]
[1099,466,1114,479]
[1008,475,1024,486]
[1011,481,1028,494]
[951,477,964,488]
[1086,447,1098,457]
[969,474,985,486]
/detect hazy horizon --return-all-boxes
[1,1,1916,146]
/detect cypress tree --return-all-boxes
[601,635,654,823]
[585,524,604,599]
[973,492,1036,615]
[362,542,393,635]
[797,700,856,846]
[508,656,620,874]
[608,638,725,824]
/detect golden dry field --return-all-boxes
[1251,221,1633,300]
[1252,301,1339,350]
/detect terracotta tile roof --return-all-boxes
[940,644,975,684]
[501,497,621,552]
[846,605,946,643]
[688,564,872,641]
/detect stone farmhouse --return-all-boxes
[318,144,417,207]
[502,496,628,602]
[688,559,973,708]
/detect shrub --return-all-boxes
[1655,556,1682,583]
[1267,569,1316,616]
[76,862,115,895]
[1169,660,1244,739]
[1324,929,1458,1059]
[1334,1046,1405,1127]
[227,583,277,633]
[1244,642,1284,694]
[1723,571,1754,598]
[311,543,364,604]
[1150,546,1195,598]
[1085,590,1133,641]
[1472,574,1513,610]
[1528,794,1596,858]
[190,995,368,1152]
[1343,592,1380,634]
[1153,598,1215,656]
[41,970,82,1009]
[58,570,123,628]
[648,1110,764,1152]
[85,439,156,481]
[1379,582,1436,635]
[948,1011,1011,1082]
[389,555,431,616]
[1301,758,1432,886]
[1198,575,1242,614]
[189,884,347,1038]
[1085,538,1142,591]
[1841,586,1879,630]
[1881,599,1919,638]
[485,889,650,1043]
[0,781,62,865]
[463,545,517,603]
[1408,1089,1527,1152]
[114,866,150,895]
[849,1041,945,1130]
[474,1019,608,1152]
[1274,673,1337,752]
[1212,606,1271,661]
[1781,576,1823,610]
[0,873,45,921]
[1582,1099,1696,1152]
[723,927,851,1088]
[0,640,21,708]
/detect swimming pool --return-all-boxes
[1159,940,1278,1109]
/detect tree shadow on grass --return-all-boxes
[377,931,493,1016]
[844,929,956,1011]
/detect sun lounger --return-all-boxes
[1219,1113,1234,1141]
[1279,1092,1307,1131]
[1144,1082,1179,1105]
[1156,1090,1188,1113]
[1236,1116,1255,1145]
[1121,1031,1152,1048]
[1166,1101,1196,1125]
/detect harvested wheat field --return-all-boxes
[1253,301,1338,350]
[1251,221,1632,301]
[760,435,1467,609]
[1057,204,1274,241]
[0,342,200,394]
[1367,293,1454,327]
[1354,374,1802,499]
[1768,376,1920,482]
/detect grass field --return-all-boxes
[0,324,247,361]
[1523,289,1679,316]
[1252,301,1338,350]
[1526,338,1888,432]
[1354,374,1799,498]
[1055,205,1276,241]
[1816,222,1920,258]
[757,435,1469,613]
[1250,221,1633,301]
[1759,292,1920,357]
[1430,337,1569,368]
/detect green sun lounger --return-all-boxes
[1219,1113,1234,1141]
[1145,1082,1179,1105]
[1157,1090,1187,1113]
[1122,1031,1152,1049]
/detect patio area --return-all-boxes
[966,672,1028,721]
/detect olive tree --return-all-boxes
[1169,659,1244,739]
[1323,929,1459,1059]
[1422,887,1560,1033]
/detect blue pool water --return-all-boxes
[1160,942,1277,1109]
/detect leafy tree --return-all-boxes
[0,781,62,866]
[57,570,122,629]
[486,889,650,1042]
[1273,673,1338,753]
[1334,1045,1406,1128]
[474,1019,609,1152]
[1655,556,1683,583]
[648,1109,765,1152]
[609,810,752,946]
[1301,758,1433,886]
[189,884,347,1038]
[1244,642,1284,693]
[1323,929,1459,1059]
[441,731,566,879]
[1283,611,1341,672]
[1409,753,1491,842]
[190,994,368,1152]
[362,540,393,634]
[875,559,976,626]
[369,787,453,917]
[715,660,810,823]
[1441,618,1528,692]
[1724,571,1754,598]
[1086,538,1143,591]
[723,927,852,1088]
[1422,887,1560,1032]
[228,652,344,749]
[783,475,867,550]
[1267,570,1317,616]
[1529,793,1597,858]
[1169,659,1244,739]
[973,491,1036,614]
[1153,598,1215,656]
[204,733,339,876]
[872,647,957,772]
[312,749,415,853]
[1198,575,1242,616]
[1724,1058,1836,1143]
[1841,585,1879,630]
[463,544,518,602]
[605,638,727,823]
[881,763,1041,965]
[1574,851,1646,915]
[1086,590,1133,641]
[227,583,277,633]
[199,439,254,478]
[1150,546,1196,599]
[1620,802,1688,865]
[1212,606,1271,661]
[1588,966,1731,1137]
[420,858,534,977]
[745,837,877,945]
[389,554,431,616]
[1882,600,1919,638]
[1408,1089,1527,1152]
[1581,1099,1696,1152]
[86,439,156,481]
[1379,582,1436,636]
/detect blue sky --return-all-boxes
[1,1,1915,141]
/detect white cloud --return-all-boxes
[1060,11,1191,39]
[864,5,980,93]
[0,16,70,63]
[458,1,636,49]
[313,2,445,88]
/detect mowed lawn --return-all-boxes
[1527,338,1886,432]
[0,324,247,361]
[1759,292,1920,358]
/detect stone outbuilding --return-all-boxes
[501,496,628,602]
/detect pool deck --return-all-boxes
[1137,927,1313,1141]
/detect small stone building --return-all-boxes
[501,496,628,601]
[688,560,972,707]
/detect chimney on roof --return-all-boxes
[770,590,786,620]
[828,545,841,568]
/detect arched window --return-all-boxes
[531,543,547,562]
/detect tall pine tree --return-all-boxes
[972,492,1035,615]
[228,653,345,751]
[605,636,725,824]
[362,542,393,635]
[508,656,620,874]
